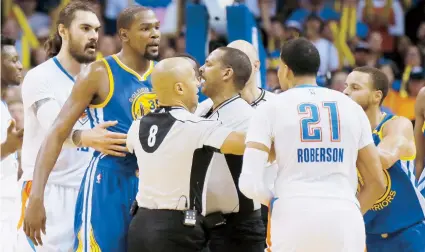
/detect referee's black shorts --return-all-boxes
[205,209,265,252]
[127,208,207,252]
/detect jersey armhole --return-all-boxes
[89,58,115,109]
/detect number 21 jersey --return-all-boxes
[246,85,373,205]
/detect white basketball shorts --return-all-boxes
[0,196,19,252]
[267,197,366,252]
[16,181,79,252]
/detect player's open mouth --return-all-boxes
[148,45,159,50]
[86,45,96,53]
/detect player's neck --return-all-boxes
[211,90,239,109]
[56,49,83,77]
[1,80,7,99]
[240,83,261,104]
[365,107,384,130]
[158,100,189,111]
[291,76,318,88]
[117,50,151,77]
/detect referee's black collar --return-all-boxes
[155,106,185,113]
[204,94,241,118]
[250,88,266,107]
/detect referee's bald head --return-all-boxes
[152,57,200,112]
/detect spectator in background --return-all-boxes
[304,14,339,76]
[266,68,281,92]
[368,31,390,66]
[287,0,339,23]
[378,62,399,113]
[357,0,405,54]
[174,32,186,54]
[328,70,348,92]
[393,35,413,69]
[99,35,118,57]
[17,0,51,36]
[103,0,129,35]
[268,20,302,70]
[417,22,425,57]
[285,20,302,40]
[344,41,372,73]
[383,66,425,121]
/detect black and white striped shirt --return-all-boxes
[197,95,261,214]
[127,106,233,215]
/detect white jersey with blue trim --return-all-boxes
[246,84,374,205]
[1,101,19,197]
[21,57,92,187]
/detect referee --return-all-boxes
[197,47,265,252]
[126,56,246,252]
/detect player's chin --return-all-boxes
[145,51,160,61]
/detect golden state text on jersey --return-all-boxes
[357,113,425,235]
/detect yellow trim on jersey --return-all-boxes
[377,114,398,141]
[422,122,425,133]
[111,54,154,81]
[89,58,115,109]
[377,115,416,161]
[142,61,154,80]
[400,155,416,161]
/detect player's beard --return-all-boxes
[68,35,97,64]
[143,47,159,61]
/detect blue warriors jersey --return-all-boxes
[359,113,425,234]
[87,54,157,170]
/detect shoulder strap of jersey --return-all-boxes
[374,113,398,140]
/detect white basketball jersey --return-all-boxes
[0,101,19,197]
[246,85,373,205]
[21,58,92,187]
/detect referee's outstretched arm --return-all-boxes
[220,131,246,155]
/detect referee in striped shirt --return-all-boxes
[126,56,247,252]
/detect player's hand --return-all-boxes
[5,119,24,152]
[23,196,46,246]
[268,143,276,163]
[81,120,128,157]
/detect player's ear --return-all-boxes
[222,68,234,82]
[174,82,184,95]
[253,60,260,72]
[119,29,129,42]
[58,24,67,40]
[374,90,383,104]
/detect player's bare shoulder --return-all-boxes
[77,59,109,83]
[416,87,425,111]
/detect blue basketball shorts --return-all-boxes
[73,154,139,252]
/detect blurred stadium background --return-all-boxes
[1,0,425,175]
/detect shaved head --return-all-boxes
[152,57,200,112]
[227,40,259,63]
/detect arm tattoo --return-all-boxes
[32,98,55,115]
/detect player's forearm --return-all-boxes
[239,148,273,206]
[0,142,16,161]
[30,132,67,199]
[414,127,424,179]
[415,157,424,180]
[377,137,408,169]
[357,182,385,215]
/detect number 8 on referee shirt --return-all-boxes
[148,125,158,147]
[298,102,340,142]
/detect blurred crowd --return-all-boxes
[2,0,425,130]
